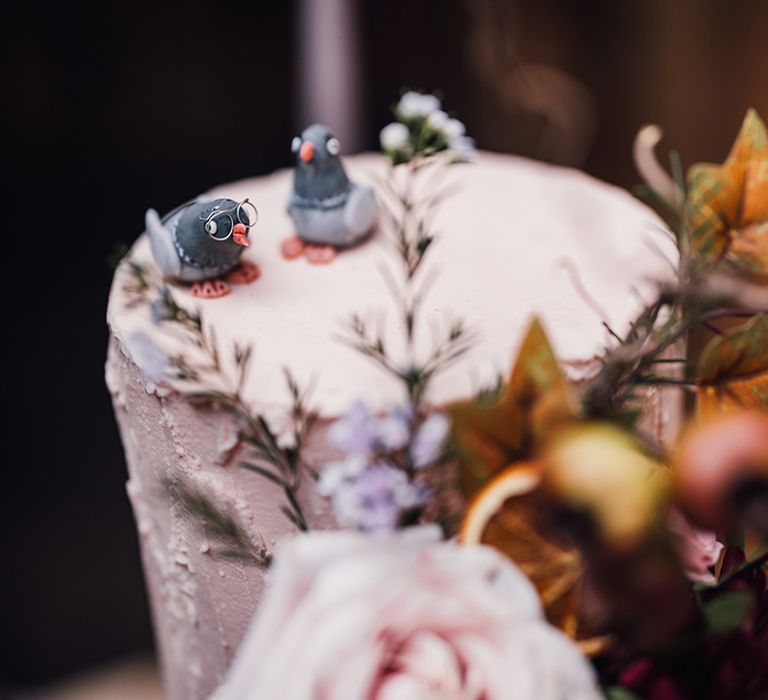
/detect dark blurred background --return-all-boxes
[2,0,767,695]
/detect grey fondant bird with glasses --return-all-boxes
[145,197,261,298]
[282,124,378,264]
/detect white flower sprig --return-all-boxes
[380,90,476,165]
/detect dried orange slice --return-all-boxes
[459,461,608,653]
[459,462,543,545]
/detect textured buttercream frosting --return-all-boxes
[108,152,677,417]
[107,152,679,699]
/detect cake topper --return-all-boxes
[145,197,261,298]
[282,124,378,264]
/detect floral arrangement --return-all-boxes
[118,92,768,699]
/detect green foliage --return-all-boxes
[166,479,269,567]
[703,590,754,635]
[697,314,768,415]
[603,687,642,700]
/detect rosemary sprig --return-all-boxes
[172,322,316,533]
[342,156,473,410]
[340,312,473,408]
[120,256,155,308]
[331,146,472,533]
[165,478,269,567]
[587,273,768,421]
[122,262,318,540]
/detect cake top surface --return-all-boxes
[107,152,676,417]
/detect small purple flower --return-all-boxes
[327,401,376,454]
[372,408,411,452]
[322,401,445,532]
[150,295,171,324]
[328,463,427,532]
[124,331,168,383]
[327,401,411,455]
[317,454,368,497]
[410,413,450,469]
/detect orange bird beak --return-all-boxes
[232,223,249,247]
[299,141,314,163]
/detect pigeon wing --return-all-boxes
[145,208,182,278]
[343,185,377,237]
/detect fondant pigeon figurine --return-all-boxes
[283,124,377,264]
[145,197,260,298]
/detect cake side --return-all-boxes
[106,330,681,700]
[107,338,337,699]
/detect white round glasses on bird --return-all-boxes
[199,198,259,245]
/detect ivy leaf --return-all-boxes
[447,317,576,498]
[703,590,754,635]
[697,314,768,416]
[685,109,768,280]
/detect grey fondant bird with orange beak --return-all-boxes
[283,124,377,264]
[145,197,261,298]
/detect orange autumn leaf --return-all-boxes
[447,317,576,499]
[697,314,768,416]
[684,109,768,280]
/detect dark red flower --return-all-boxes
[601,546,768,699]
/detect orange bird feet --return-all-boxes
[281,236,337,265]
[226,260,261,285]
[304,245,337,264]
[281,235,306,260]
[190,279,231,299]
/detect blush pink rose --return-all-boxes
[667,507,724,585]
[213,527,600,700]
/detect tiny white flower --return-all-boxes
[397,91,441,119]
[379,122,410,152]
[448,135,477,163]
[417,93,441,115]
[442,118,466,141]
[426,109,449,130]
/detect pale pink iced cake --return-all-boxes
[106,152,679,699]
